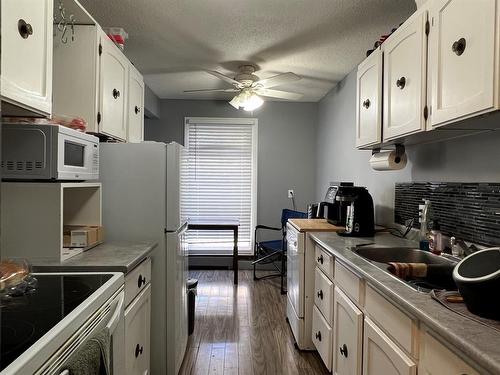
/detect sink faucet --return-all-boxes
[450,237,478,258]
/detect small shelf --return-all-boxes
[1,182,102,261]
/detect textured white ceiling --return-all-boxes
[79,0,415,101]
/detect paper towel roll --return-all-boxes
[370,150,407,171]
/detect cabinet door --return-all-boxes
[312,305,333,371]
[333,288,363,375]
[363,318,416,375]
[125,284,151,375]
[419,328,480,375]
[429,0,496,127]
[1,0,53,115]
[127,65,145,143]
[356,49,382,148]
[99,31,128,140]
[383,11,428,141]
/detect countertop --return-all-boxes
[288,218,344,232]
[32,241,157,274]
[309,231,500,375]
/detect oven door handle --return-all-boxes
[106,291,125,333]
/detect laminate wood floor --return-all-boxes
[179,270,329,375]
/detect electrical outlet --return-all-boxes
[288,189,294,198]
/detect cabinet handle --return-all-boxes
[137,274,146,288]
[317,290,324,300]
[315,331,322,342]
[113,89,120,99]
[317,255,324,264]
[135,105,141,114]
[396,76,406,89]
[452,37,466,56]
[362,99,371,109]
[135,344,144,358]
[18,19,33,39]
[339,344,348,358]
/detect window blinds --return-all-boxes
[182,118,257,255]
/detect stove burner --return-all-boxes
[1,319,36,356]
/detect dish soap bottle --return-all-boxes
[429,220,443,255]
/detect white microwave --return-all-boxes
[2,124,100,180]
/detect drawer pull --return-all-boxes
[18,19,33,39]
[135,105,141,114]
[317,255,324,264]
[113,88,121,99]
[315,331,322,342]
[396,76,406,89]
[317,290,324,300]
[339,343,348,358]
[452,37,466,56]
[135,344,144,358]
[362,99,371,109]
[137,274,146,288]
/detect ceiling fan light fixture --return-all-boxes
[243,93,264,111]
[229,89,263,111]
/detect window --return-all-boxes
[182,117,258,255]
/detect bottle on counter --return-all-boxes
[429,220,444,255]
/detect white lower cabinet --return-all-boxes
[125,283,151,375]
[333,288,363,375]
[312,305,333,371]
[419,327,480,375]
[363,318,416,375]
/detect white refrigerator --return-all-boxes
[99,141,188,375]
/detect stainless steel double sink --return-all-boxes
[352,246,459,293]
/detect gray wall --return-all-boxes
[316,70,500,225]
[144,85,160,119]
[146,99,318,230]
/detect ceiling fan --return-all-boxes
[184,65,303,111]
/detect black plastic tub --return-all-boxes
[453,248,500,320]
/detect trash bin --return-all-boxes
[187,278,198,336]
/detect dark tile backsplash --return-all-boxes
[395,182,500,246]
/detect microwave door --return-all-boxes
[57,133,99,180]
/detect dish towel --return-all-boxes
[387,262,427,280]
[62,328,111,375]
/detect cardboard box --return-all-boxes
[63,225,103,248]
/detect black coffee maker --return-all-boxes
[308,182,354,226]
[337,186,375,237]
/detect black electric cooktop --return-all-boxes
[0,273,112,371]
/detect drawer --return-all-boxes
[365,285,416,356]
[312,305,332,371]
[314,267,334,324]
[125,257,151,307]
[335,260,364,306]
[315,244,334,279]
[419,326,480,375]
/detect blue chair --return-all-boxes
[252,209,307,294]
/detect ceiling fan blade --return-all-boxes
[254,72,301,88]
[206,70,242,87]
[257,88,303,101]
[184,88,240,93]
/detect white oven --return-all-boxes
[2,124,99,180]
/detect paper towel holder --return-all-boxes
[372,144,405,164]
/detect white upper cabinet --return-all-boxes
[363,318,417,375]
[1,0,53,116]
[428,0,497,127]
[127,65,145,143]
[383,10,428,141]
[356,49,383,148]
[99,30,128,140]
[54,23,140,141]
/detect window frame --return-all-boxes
[183,117,258,255]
